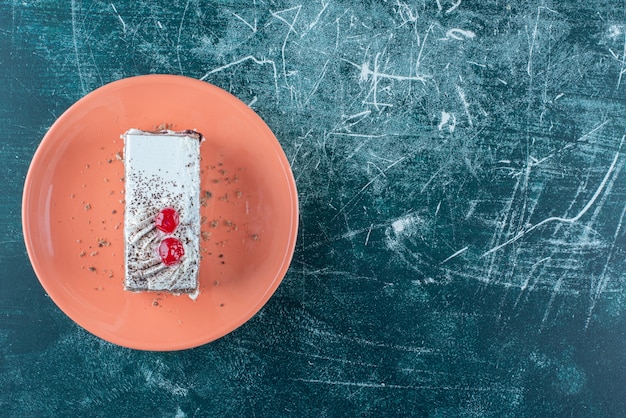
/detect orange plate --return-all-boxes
[22,75,298,351]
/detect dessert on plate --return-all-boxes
[122,128,202,293]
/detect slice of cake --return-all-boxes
[122,129,202,293]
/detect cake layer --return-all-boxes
[122,129,202,293]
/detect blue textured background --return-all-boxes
[2,0,626,416]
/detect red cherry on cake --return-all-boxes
[158,237,185,265]
[156,208,179,233]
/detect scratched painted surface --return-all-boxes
[2,0,626,416]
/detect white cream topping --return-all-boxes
[122,129,201,292]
